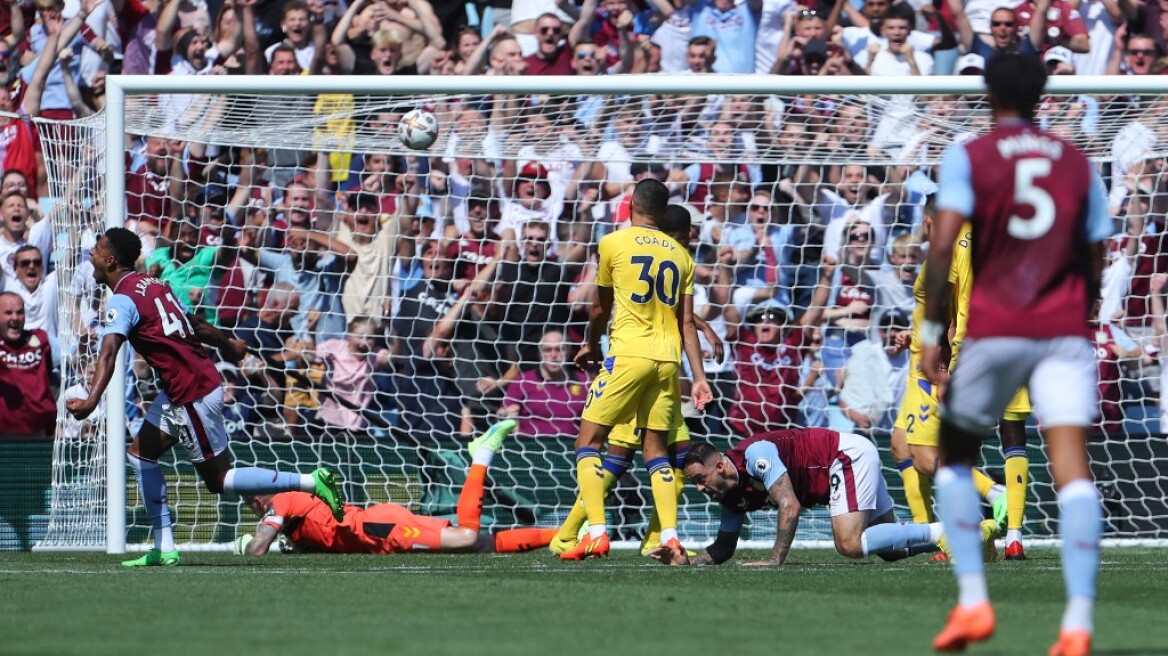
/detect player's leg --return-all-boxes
[121,402,181,568]
[641,429,690,556]
[183,388,344,519]
[932,339,1032,652]
[1031,339,1101,655]
[893,379,935,523]
[829,433,940,561]
[1000,390,1031,559]
[551,437,636,554]
[642,362,684,554]
[453,418,518,533]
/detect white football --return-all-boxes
[398,109,439,150]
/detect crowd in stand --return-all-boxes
[1,0,1167,445]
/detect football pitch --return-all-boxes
[2,549,1167,656]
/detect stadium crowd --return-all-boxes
[1,0,1166,454]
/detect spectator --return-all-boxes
[263,1,315,71]
[448,186,505,290]
[816,221,877,381]
[691,0,762,74]
[523,12,589,74]
[233,281,301,425]
[2,245,56,340]
[314,316,393,431]
[836,309,910,433]
[0,292,54,437]
[336,192,401,329]
[143,215,233,322]
[0,190,51,284]
[1108,30,1162,75]
[869,231,921,320]
[499,329,590,437]
[727,305,812,436]
[1015,0,1090,54]
[947,1,1038,63]
[855,3,934,76]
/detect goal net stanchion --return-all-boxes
[35,74,1168,553]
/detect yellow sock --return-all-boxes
[898,460,934,523]
[647,458,678,538]
[575,451,608,528]
[1004,449,1029,531]
[642,469,687,550]
[556,470,618,542]
[973,468,996,499]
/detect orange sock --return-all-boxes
[456,464,487,532]
[494,528,558,553]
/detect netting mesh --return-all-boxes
[33,82,1168,551]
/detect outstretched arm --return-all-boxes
[245,523,280,556]
[741,473,801,566]
[678,294,712,410]
[191,312,248,361]
[65,332,126,419]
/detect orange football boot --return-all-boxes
[933,602,996,652]
[559,531,610,561]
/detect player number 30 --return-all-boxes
[629,255,681,306]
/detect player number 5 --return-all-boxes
[1007,157,1055,240]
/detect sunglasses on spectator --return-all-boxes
[750,204,769,211]
[576,51,597,59]
[799,9,821,17]
[991,20,1015,26]
[1128,48,1157,57]
[16,258,42,268]
[848,232,872,243]
[539,26,561,35]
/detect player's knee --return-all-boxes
[834,534,865,559]
[912,457,936,477]
[202,470,226,494]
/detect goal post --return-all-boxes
[34,73,1168,554]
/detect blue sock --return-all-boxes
[129,454,175,552]
[602,451,632,478]
[223,467,308,495]
[669,444,691,470]
[936,465,988,607]
[1059,479,1101,632]
[861,522,933,557]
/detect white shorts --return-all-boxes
[144,386,230,464]
[944,337,1098,433]
[828,432,895,519]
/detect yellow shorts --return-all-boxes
[581,356,680,432]
[608,415,691,451]
[1003,387,1031,422]
[896,375,941,447]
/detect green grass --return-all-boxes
[1,549,1167,656]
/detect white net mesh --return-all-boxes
[34,78,1168,551]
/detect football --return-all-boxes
[398,109,439,150]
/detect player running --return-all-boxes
[238,420,558,555]
[647,430,985,567]
[66,228,344,567]
[923,53,1109,655]
[563,181,713,560]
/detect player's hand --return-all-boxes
[232,533,255,555]
[66,397,97,420]
[690,379,714,412]
[223,338,249,363]
[574,343,603,368]
[921,345,949,387]
[740,559,781,567]
[647,545,690,566]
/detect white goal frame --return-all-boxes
[91,73,1168,554]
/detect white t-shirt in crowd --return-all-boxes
[755,0,798,73]
[1072,0,1118,76]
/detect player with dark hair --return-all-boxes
[239,420,557,556]
[923,53,1109,655]
[648,434,955,567]
[66,228,344,567]
[562,181,713,560]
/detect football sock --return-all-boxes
[972,468,998,500]
[129,454,175,553]
[936,465,988,608]
[860,522,934,557]
[644,467,688,549]
[1004,447,1029,533]
[472,443,496,468]
[555,453,626,542]
[1058,479,1101,633]
[575,447,607,538]
[898,459,934,523]
[222,468,313,495]
[494,528,559,553]
[646,457,679,541]
[456,464,487,533]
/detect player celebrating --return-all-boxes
[562,180,714,560]
[648,431,968,567]
[66,228,344,567]
[238,420,558,555]
[922,53,1109,655]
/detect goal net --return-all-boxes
[35,75,1168,553]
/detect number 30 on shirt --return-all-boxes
[629,255,681,306]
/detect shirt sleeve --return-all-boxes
[718,508,746,533]
[937,144,974,217]
[1085,167,1112,244]
[100,294,140,338]
[743,440,787,490]
[596,235,614,288]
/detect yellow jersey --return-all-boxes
[910,221,973,370]
[596,226,695,363]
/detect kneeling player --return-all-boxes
[649,429,997,567]
[239,420,557,555]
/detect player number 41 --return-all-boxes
[1008,157,1055,240]
[155,293,195,338]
